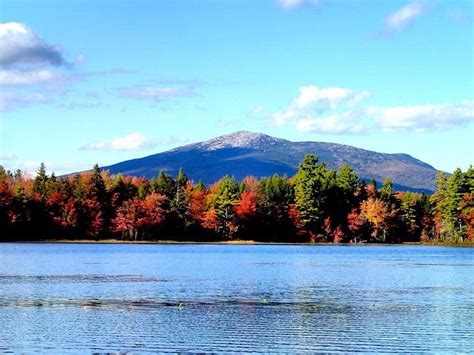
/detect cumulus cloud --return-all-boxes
[0,22,65,68]
[377,1,427,37]
[296,110,366,134]
[0,22,73,112]
[272,85,370,133]
[117,86,196,101]
[270,85,473,134]
[80,133,156,151]
[370,100,474,132]
[275,0,321,10]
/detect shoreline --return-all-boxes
[2,239,473,247]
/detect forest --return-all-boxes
[0,154,472,244]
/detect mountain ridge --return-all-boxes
[101,131,441,193]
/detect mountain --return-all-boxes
[101,131,441,192]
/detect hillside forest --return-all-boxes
[0,155,472,243]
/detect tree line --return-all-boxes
[0,154,472,243]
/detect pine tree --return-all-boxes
[211,176,240,239]
[151,171,176,199]
[294,154,328,239]
[379,178,394,202]
[336,163,359,192]
[464,166,474,193]
[175,168,189,216]
[257,174,294,240]
[89,164,107,202]
[445,168,467,241]
[33,163,48,200]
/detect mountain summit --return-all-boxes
[102,131,441,192]
[176,131,288,151]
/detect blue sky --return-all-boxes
[0,0,472,175]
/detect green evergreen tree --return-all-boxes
[336,163,359,192]
[445,168,467,241]
[379,178,394,201]
[174,168,190,226]
[151,171,176,199]
[294,154,328,237]
[463,165,474,193]
[257,174,294,240]
[89,164,107,202]
[32,163,48,199]
[212,176,240,239]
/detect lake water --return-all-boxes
[0,243,472,353]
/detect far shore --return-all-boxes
[2,239,473,247]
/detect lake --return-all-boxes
[0,243,472,353]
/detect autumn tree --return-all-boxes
[347,208,365,242]
[360,197,388,242]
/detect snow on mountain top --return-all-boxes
[185,131,288,151]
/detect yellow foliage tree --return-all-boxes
[360,197,388,242]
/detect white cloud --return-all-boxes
[272,85,370,132]
[0,69,58,85]
[269,84,473,135]
[386,2,425,31]
[296,110,366,134]
[0,22,65,68]
[375,1,427,37]
[276,0,321,10]
[0,22,72,112]
[80,133,156,151]
[371,100,474,132]
[117,86,196,101]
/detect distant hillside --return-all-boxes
[101,131,442,192]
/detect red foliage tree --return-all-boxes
[114,198,140,240]
[113,193,165,240]
[201,208,219,231]
[347,208,363,233]
[188,187,207,224]
[333,226,345,243]
[234,191,257,220]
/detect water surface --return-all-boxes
[0,244,472,352]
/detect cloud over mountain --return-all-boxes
[270,84,473,135]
